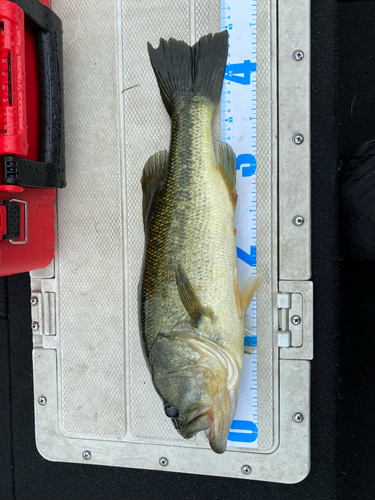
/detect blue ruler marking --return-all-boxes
[221,0,258,449]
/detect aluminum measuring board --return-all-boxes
[30,0,312,484]
[221,0,259,449]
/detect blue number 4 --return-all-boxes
[225,60,256,85]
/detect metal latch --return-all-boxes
[276,281,313,361]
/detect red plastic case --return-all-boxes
[0,0,63,276]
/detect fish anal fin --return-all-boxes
[141,150,169,228]
[240,273,262,312]
[217,142,237,198]
[233,269,243,318]
[244,344,255,355]
[175,265,213,326]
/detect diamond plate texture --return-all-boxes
[53,0,125,438]
[51,0,275,448]
[256,0,275,450]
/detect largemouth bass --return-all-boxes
[139,31,260,454]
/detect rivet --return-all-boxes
[82,450,92,460]
[292,215,305,226]
[241,464,252,475]
[292,412,304,423]
[293,133,304,145]
[293,50,304,61]
[291,315,302,325]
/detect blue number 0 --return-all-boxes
[228,420,258,443]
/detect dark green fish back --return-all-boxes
[140,32,230,359]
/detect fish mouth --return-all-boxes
[204,394,232,454]
[177,390,233,454]
[179,411,213,439]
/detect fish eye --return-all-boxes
[164,404,179,418]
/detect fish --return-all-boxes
[139,31,261,454]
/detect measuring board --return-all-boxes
[31,0,312,482]
[221,0,258,448]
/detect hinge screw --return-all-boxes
[293,50,304,61]
[292,215,305,226]
[159,457,168,467]
[241,464,252,475]
[38,396,47,406]
[292,412,304,423]
[291,315,301,325]
[30,296,38,306]
[293,133,304,145]
[32,321,40,331]
[82,450,92,460]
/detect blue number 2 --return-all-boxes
[225,60,256,85]
[237,245,256,267]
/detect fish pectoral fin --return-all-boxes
[175,265,213,326]
[216,142,237,197]
[240,273,262,312]
[244,313,256,355]
[141,150,169,228]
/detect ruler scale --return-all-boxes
[221,0,258,448]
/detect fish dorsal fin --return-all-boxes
[175,265,213,326]
[141,150,169,228]
[217,142,237,195]
[240,273,262,312]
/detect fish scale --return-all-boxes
[141,95,240,355]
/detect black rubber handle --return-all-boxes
[3,0,66,188]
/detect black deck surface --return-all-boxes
[1,1,374,499]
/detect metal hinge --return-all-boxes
[31,291,57,348]
[276,281,313,360]
[276,292,303,348]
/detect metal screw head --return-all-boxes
[159,457,168,467]
[38,396,47,406]
[293,133,304,145]
[292,412,304,423]
[291,315,301,326]
[82,450,92,460]
[293,50,304,61]
[30,296,38,306]
[32,321,40,331]
[241,464,252,475]
[292,215,305,226]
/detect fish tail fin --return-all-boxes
[147,31,228,115]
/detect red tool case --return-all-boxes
[0,0,65,276]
